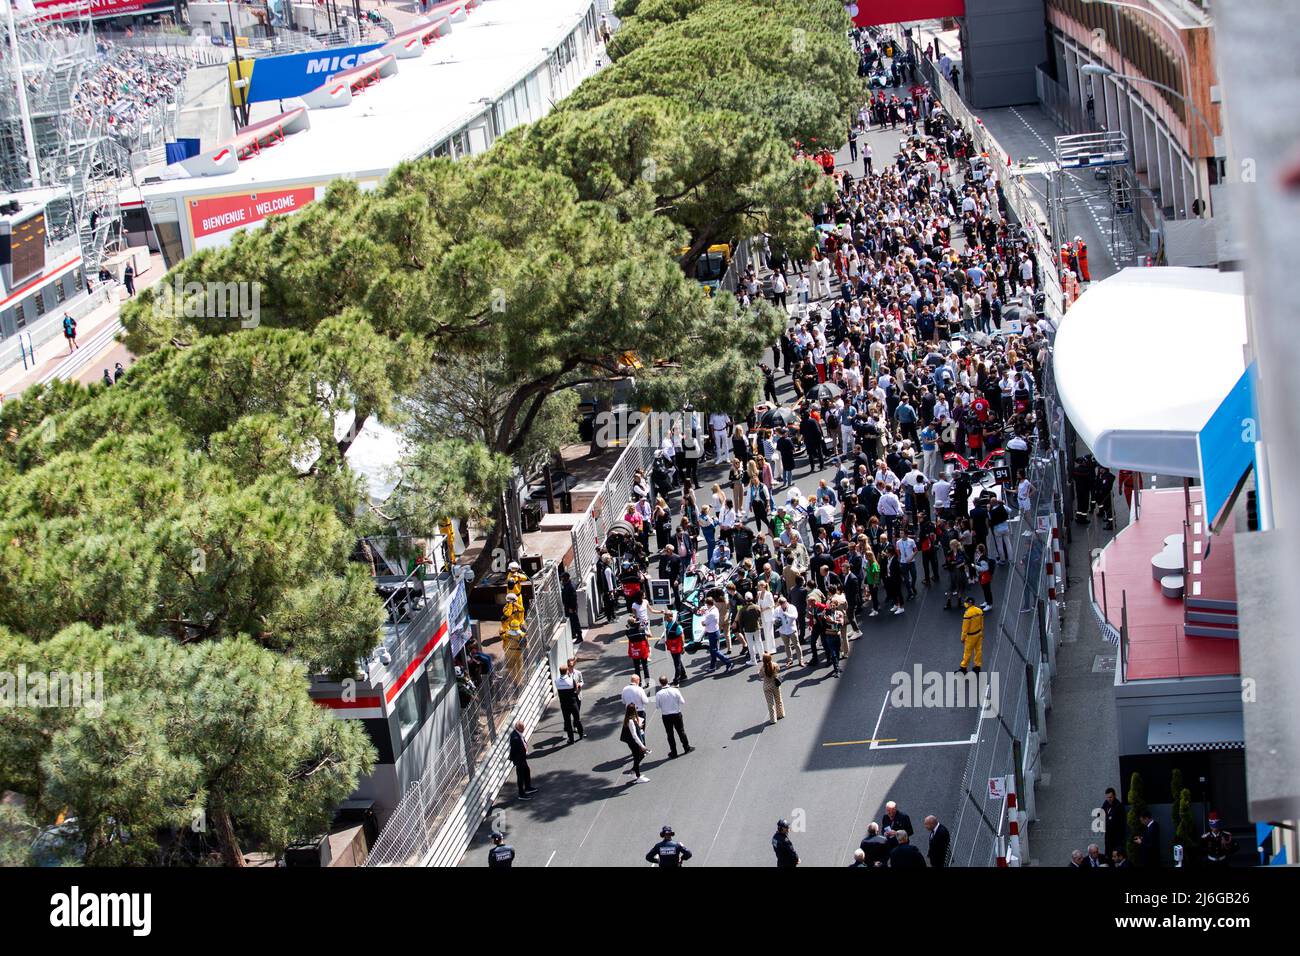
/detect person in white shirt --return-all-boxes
[700,597,733,672]
[710,412,731,464]
[932,475,953,516]
[555,665,585,743]
[896,531,919,598]
[1017,475,1035,532]
[757,580,777,655]
[654,676,692,758]
[622,675,650,725]
[775,597,804,667]
[878,488,903,533]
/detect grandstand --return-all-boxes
[0,3,191,273]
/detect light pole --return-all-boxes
[226,0,249,126]
[1079,0,1211,215]
[1080,63,1211,219]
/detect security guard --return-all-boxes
[488,831,515,868]
[555,664,585,744]
[1201,813,1234,866]
[645,825,692,867]
[772,819,800,867]
[958,596,984,674]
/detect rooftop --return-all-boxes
[138,0,593,200]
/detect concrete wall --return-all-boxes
[960,0,1049,108]
[1113,672,1240,757]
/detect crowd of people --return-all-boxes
[508,25,1071,867]
[69,43,188,148]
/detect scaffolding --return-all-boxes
[1048,129,1150,267]
[0,4,141,272]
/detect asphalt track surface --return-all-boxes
[457,114,1024,868]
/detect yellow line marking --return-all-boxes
[821,738,898,747]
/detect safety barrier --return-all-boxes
[911,40,1065,327]
[366,564,566,866]
[947,410,1067,867]
[568,415,655,591]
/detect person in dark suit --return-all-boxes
[777,428,798,486]
[880,801,914,847]
[560,569,582,643]
[1134,812,1161,867]
[860,822,890,867]
[1110,848,1132,869]
[509,720,538,799]
[1069,849,1087,868]
[924,815,950,868]
[888,832,927,868]
[1085,844,1108,867]
[1101,787,1126,858]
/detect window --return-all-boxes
[54,279,66,305]
[392,675,430,747]
[34,289,48,318]
[426,642,452,704]
[13,302,26,330]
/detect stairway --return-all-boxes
[1181,492,1239,640]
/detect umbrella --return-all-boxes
[810,382,842,400]
[1002,305,1033,327]
[760,406,798,428]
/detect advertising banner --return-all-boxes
[844,0,965,28]
[234,43,386,104]
[187,186,320,250]
[34,0,172,22]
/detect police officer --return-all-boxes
[646,825,692,867]
[772,819,800,867]
[1201,813,1234,867]
[488,831,515,868]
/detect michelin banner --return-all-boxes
[231,43,386,105]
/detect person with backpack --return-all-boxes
[62,313,78,353]
[973,544,994,610]
[663,613,688,685]
[918,517,942,585]
[944,538,969,610]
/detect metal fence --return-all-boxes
[948,392,1069,867]
[1035,66,1164,266]
[366,563,566,867]
[912,41,1065,325]
[902,44,1080,865]
[569,415,655,587]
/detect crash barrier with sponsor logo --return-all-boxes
[367,564,566,867]
[948,370,1070,867]
[569,416,655,606]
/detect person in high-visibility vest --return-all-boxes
[1060,242,1076,277]
[1064,268,1080,306]
[505,562,528,601]
[440,517,455,564]
[502,590,527,684]
[1074,236,1091,282]
[958,596,984,674]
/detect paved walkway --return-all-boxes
[0,251,161,402]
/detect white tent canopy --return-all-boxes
[1052,267,1247,477]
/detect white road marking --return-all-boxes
[1008,106,1119,265]
[872,735,978,750]
[701,722,763,865]
[868,690,891,750]
[545,850,556,867]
